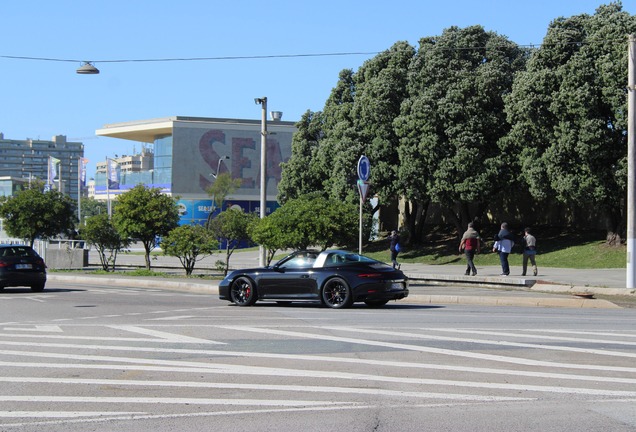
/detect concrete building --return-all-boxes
[95,115,297,225]
[0,133,84,198]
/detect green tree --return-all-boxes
[111,185,180,270]
[395,25,528,236]
[161,224,219,275]
[252,194,358,254]
[0,181,77,246]
[205,172,242,228]
[249,215,289,266]
[79,213,131,271]
[208,209,258,276]
[504,2,636,244]
[78,197,108,224]
[277,110,326,203]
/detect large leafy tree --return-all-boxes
[111,185,180,270]
[350,42,415,212]
[208,209,258,276]
[395,25,528,236]
[0,181,76,246]
[79,213,131,271]
[277,110,325,203]
[161,224,219,275]
[253,194,358,254]
[504,2,635,244]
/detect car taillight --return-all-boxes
[35,259,45,266]
[359,273,383,278]
[0,261,9,267]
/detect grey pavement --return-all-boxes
[46,248,635,309]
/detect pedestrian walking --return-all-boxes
[388,230,401,270]
[493,222,516,276]
[521,227,538,276]
[459,222,481,276]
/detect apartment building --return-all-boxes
[0,133,84,198]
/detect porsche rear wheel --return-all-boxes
[364,299,388,308]
[322,277,353,309]
[230,277,257,306]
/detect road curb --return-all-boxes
[402,294,621,309]
[48,274,622,309]
[48,274,220,294]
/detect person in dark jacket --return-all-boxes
[459,222,482,276]
[388,230,400,270]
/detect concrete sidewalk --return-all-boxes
[45,249,632,309]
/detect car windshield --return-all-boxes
[323,251,379,267]
[277,252,319,269]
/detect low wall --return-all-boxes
[45,248,88,270]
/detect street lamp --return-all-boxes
[210,155,230,179]
[255,97,268,267]
[206,156,230,228]
[76,62,99,74]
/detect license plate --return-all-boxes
[391,282,403,290]
[15,264,32,269]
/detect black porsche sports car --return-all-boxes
[218,250,409,308]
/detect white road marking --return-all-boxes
[106,325,225,344]
[0,353,633,397]
[518,329,636,339]
[219,325,636,372]
[0,405,374,429]
[0,411,144,418]
[0,333,213,344]
[0,396,357,407]
[0,377,530,402]
[146,315,197,321]
[319,326,636,359]
[422,328,636,347]
[2,325,63,332]
[4,333,636,376]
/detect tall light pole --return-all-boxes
[627,34,636,288]
[255,97,268,267]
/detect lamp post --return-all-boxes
[206,156,230,229]
[255,97,268,267]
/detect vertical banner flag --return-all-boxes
[79,157,89,186]
[107,158,120,190]
[48,156,61,185]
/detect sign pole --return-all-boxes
[359,194,363,255]
[356,155,371,256]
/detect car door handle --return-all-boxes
[301,275,310,279]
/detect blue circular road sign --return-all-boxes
[357,156,370,181]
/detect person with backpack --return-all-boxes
[493,222,516,276]
[388,230,401,270]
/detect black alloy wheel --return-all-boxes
[30,284,45,292]
[322,277,353,309]
[230,277,257,306]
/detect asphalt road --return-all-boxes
[1,280,636,431]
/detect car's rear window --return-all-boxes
[0,247,38,258]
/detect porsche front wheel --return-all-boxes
[322,277,353,309]
[230,277,257,306]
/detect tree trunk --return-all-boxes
[604,206,625,246]
[404,199,429,244]
[143,242,152,270]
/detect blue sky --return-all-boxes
[1,0,631,178]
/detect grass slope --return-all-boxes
[363,225,625,269]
